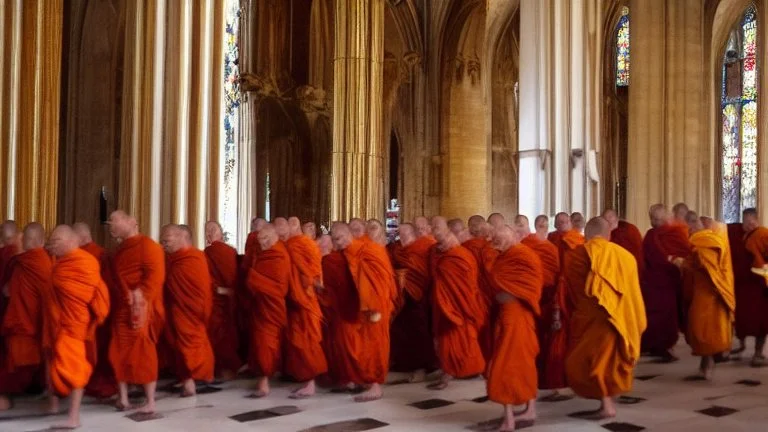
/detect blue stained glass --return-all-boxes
[616,7,630,87]
[220,0,240,244]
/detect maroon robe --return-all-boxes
[728,224,768,339]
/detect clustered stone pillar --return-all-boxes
[0,0,62,228]
[332,0,385,221]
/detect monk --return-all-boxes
[429,222,487,390]
[281,217,328,398]
[349,218,367,239]
[534,215,549,241]
[640,204,691,361]
[571,212,585,235]
[245,224,290,398]
[366,219,388,246]
[414,216,432,237]
[564,217,646,420]
[448,218,465,238]
[74,222,104,262]
[240,217,267,361]
[461,215,498,360]
[488,213,506,231]
[302,222,318,240]
[107,210,165,413]
[729,208,768,363]
[389,223,437,382]
[0,221,20,318]
[45,225,110,429]
[0,224,52,410]
[203,221,241,380]
[603,209,644,274]
[161,224,215,396]
[672,202,690,224]
[515,215,569,402]
[331,222,397,402]
[671,212,734,379]
[243,217,267,268]
[742,208,768,365]
[485,224,543,431]
[547,213,585,257]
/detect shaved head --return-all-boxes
[398,223,417,247]
[584,217,611,241]
[432,219,458,251]
[73,222,93,246]
[431,216,448,233]
[257,224,279,250]
[205,220,224,245]
[302,222,317,240]
[649,204,668,228]
[743,208,759,233]
[274,217,289,240]
[448,218,464,236]
[317,234,333,256]
[331,222,353,250]
[571,212,585,232]
[468,215,489,239]
[23,223,46,250]
[251,217,267,232]
[177,224,193,245]
[414,216,431,237]
[366,219,387,246]
[488,213,506,228]
[685,210,704,234]
[672,202,689,221]
[534,215,549,240]
[160,224,183,253]
[554,212,571,233]
[349,218,366,239]
[288,217,302,237]
[513,215,531,237]
[108,210,138,240]
[601,209,619,230]
[491,224,518,252]
[1,220,18,247]
[47,225,79,257]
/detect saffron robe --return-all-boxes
[640,224,690,353]
[246,242,290,377]
[565,239,646,399]
[611,220,645,274]
[81,242,105,263]
[389,235,438,372]
[238,231,261,360]
[0,248,52,394]
[165,248,215,382]
[461,237,499,361]
[85,249,117,398]
[342,239,398,384]
[729,224,768,338]
[108,235,166,384]
[283,235,328,381]
[682,230,735,356]
[431,245,487,378]
[522,234,567,390]
[486,244,542,405]
[204,241,241,374]
[47,249,110,396]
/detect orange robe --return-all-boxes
[81,242,105,263]
[461,237,499,361]
[431,245,487,378]
[0,248,51,394]
[238,231,261,361]
[318,251,347,384]
[165,248,215,382]
[389,236,438,372]
[204,241,241,374]
[682,230,735,356]
[730,225,768,338]
[610,220,645,274]
[82,245,116,398]
[246,242,290,377]
[486,243,542,405]
[564,238,646,399]
[108,235,166,385]
[47,249,110,396]
[521,234,566,390]
[342,239,398,384]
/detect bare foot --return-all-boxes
[47,396,60,415]
[427,373,452,390]
[354,383,382,402]
[514,400,536,421]
[289,380,316,399]
[50,420,80,430]
[0,395,11,411]
[137,400,155,414]
[180,379,196,398]
[408,369,426,383]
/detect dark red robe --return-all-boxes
[728,224,768,339]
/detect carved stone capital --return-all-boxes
[239,72,280,99]
[466,60,481,85]
[295,85,330,115]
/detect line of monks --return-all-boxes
[0,203,765,431]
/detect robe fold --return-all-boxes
[81,242,105,263]
[238,231,261,363]
[389,236,437,372]
[461,237,499,361]
[283,235,328,381]
[204,241,241,374]
[246,242,290,377]
[165,248,215,382]
[729,224,768,338]
[85,249,117,398]
[565,238,646,399]
[522,234,567,390]
[47,249,110,397]
[0,244,20,332]
[431,245,487,379]
[683,230,735,356]
[611,220,645,274]
[0,248,51,394]
[342,239,397,384]
[640,224,690,353]
[486,244,542,405]
[108,235,166,385]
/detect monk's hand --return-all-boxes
[313,279,325,293]
[395,269,408,290]
[130,290,148,329]
[366,310,382,323]
[551,308,562,331]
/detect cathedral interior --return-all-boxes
[0,0,765,250]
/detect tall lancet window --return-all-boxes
[721,5,758,223]
[220,0,241,243]
[616,7,630,87]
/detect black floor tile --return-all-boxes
[736,379,761,387]
[471,396,489,403]
[617,396,646,405]
[298,418,389,432]
[635,374,660,381]
[125,412,164,422]
[230,405,300,423]
[602,422,645,432]
[408,398,455,410]
[697,405,739,418]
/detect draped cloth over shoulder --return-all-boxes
[683,231,735,356]
[342,239,397,384]
[283,236,328,381]
[486,244,542,405]
[246,241,290,377]
[461,237,498,361]
[0,248,51,394]
[565,238,646,399]
[389,236,437,372]
[108,235,166,385]
[431,246,487,379]
[729,224,768,339]
[85,249,117,398]
[611,221,644,274]
[165,248,214,382]
[204,241,241,374]
[47,249,110,397]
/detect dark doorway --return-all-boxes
[389,130,400,201]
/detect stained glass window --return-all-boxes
[616,7,630,87]
[721,5,758,223]
[220,0,241,244]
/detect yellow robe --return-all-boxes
[683,230,735,356]
[564,238,647,399]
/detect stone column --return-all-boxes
[0,0,62,228]
[332,0,385,221]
